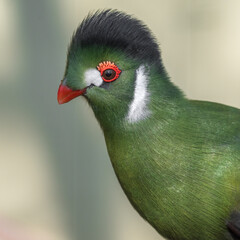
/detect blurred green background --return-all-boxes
[0,1,240,240]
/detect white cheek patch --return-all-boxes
[126,65,151,123]
[84,68,103,87]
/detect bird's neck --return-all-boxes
[92,65,185,135]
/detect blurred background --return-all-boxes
[0,0,240,240]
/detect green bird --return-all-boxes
[57,10,240,240]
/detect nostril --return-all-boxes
[88,84,95,89]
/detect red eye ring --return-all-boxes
[97,61,121,82]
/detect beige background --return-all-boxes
[0,1,240,240]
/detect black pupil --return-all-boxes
[105,70,112,77]
[103,69,116,80]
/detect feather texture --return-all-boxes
[60,9,240,240]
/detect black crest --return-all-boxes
[69,9,162,64]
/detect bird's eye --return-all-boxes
[102,69,116,80]
[97,61,121,82]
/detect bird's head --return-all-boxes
[58,10,177,129]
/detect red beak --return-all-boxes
[57,83,86,104]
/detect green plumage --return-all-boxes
[59,10,240,240]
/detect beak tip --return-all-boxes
[57,84,65,104]
[57,99,63,105]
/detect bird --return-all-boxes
[57,9,240,240]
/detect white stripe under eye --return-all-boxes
[126,65,151,123]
